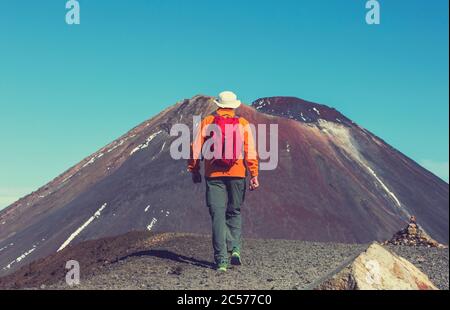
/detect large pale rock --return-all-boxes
[315,242,438,290]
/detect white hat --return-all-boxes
[213,91,242,109]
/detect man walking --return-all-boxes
[188,91,259,272]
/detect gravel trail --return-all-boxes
[53,235,368,290]
[2,232,447,290]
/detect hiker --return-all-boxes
[188,91,259,272]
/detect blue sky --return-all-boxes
[0,0,448,209]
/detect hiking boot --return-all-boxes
[217,262,228,272]
[230,251,242,266]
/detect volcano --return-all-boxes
[0,95,448,276]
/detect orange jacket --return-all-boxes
[188,108,259,178]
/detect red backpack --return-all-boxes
[208,114,243,168]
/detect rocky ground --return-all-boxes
[387,245,449,290]
[50,234,368,290]
[0,232,448,290]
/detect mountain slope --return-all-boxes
[0,95,448,276]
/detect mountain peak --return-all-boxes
[252,96,352,125]
[0,94,447,277]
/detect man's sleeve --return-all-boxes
[187,117,209,173]
[243,120,259,178]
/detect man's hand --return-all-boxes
[192,171,202,184]
[249,176,259,191]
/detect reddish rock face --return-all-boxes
[0,96,448,276]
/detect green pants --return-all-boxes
[206,177,246,265]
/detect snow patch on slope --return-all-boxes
[61,174,74,183]
[317,120,402,209]
[1,237,48,270]
[3,246,36,270]
[147,218,158,231]
[82,152,104,169]
[82,157,95,168]
[0,243,14,253]
[130,131,163,155]
[160,209,170,217]
[107,139,125,153]
[57,203,108,252]
[255,99,269,110]
[364,165,402,208]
